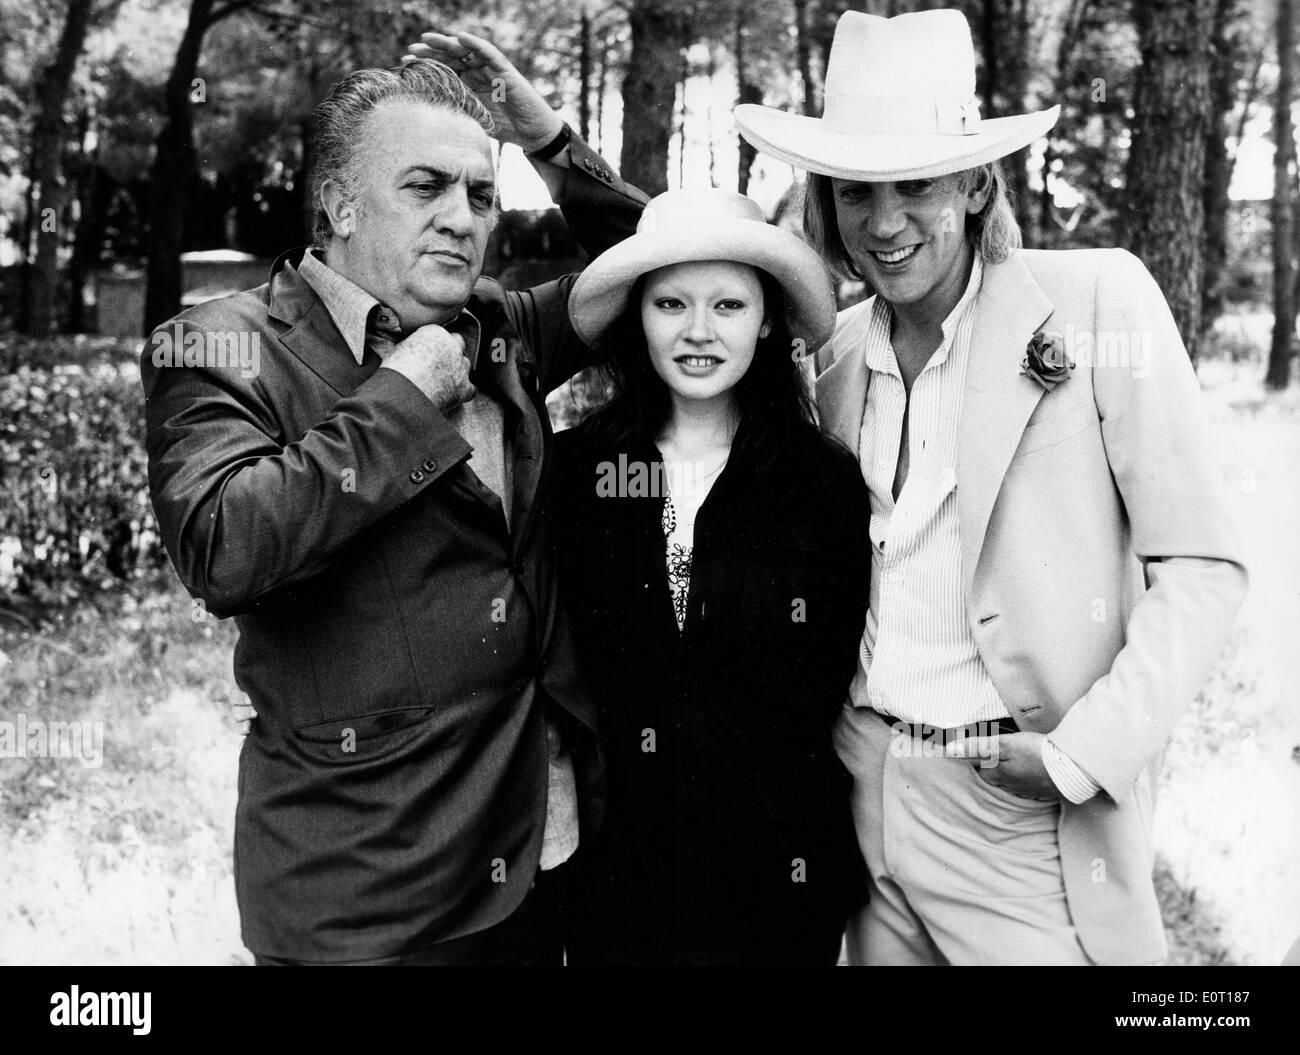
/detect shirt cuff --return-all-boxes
[539,716,579,871]
[1041,735,1103,804]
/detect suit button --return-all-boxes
[409,469,425,484]
[422,458,438,472]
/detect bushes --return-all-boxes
[0,343,168,625]
[0,332,615,626]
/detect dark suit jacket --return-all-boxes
[140,138,647,961]
[547,418,872,963]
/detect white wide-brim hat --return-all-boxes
[734,8,1059,181]
[568,188,836,350]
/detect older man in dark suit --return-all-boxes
[141,32,646,964]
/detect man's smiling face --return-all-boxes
[831,173,988,316]
[324,99,496,329]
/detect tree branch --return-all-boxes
[204,0,259,29]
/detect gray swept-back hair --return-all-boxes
[310,60,495,246]
[802,161,1021,281]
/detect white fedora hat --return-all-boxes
[568,188,836,350]
[734,8,1059,181]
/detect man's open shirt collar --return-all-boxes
[298,247,482,370]
[863,253,984,377]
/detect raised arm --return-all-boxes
[405,30,649,389]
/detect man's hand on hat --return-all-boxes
[945,730,1061,802]
[402,30,565,154]
[382,324,476,410]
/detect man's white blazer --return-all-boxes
[817,248,1248,964]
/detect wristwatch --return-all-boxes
[528,123,572,161]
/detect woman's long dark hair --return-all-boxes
[579,268,820,481]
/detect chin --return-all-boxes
[871,272,932,302]
[414,283,473,315]
[672,382,735,403]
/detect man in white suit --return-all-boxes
[736,8,1247,965]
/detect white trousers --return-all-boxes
[833,702,1093,966]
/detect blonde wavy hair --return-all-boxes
[801,161,1021,282]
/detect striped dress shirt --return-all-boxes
[846,255,1099,803]
[850,256,1004,727]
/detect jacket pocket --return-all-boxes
[292,707,436,766]
[288,543,427,732]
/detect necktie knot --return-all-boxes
[365,305,405,361]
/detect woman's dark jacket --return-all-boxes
[547,414,872,962]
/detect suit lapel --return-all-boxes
[271,254,380,396]
[484,337,546,550]
[271,254,549,544]
[956,252,1055,597]
[815,302,876,453]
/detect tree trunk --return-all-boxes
[578,7,592,143]
[1038,142,1055,243]
[67,103,100,333]
[808,0,845,115]
[144,0,254,333]
[1292,162,1300,312]
[1267,0,1296,388]
[977,0,1036,243]
[619,0,687,197]
[977,0,1001,119]
[1039,0,1091,247]
[1122,0,1217,363]
[25,0,94,336]
[1200,0,1246,342]
[69,167,109,333]
[735,9,760,195]
[17,130,38,332]
[705,44,716,187]
[595,32,609,154]
[793,0,815,115]
[676,20,690,188]
[1006,0,1034,242]
[144,0,211,332]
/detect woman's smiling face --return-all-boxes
[640,260,772,409]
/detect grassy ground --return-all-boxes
[0,588,248,964]
[0,315,1295,965]
[1153,314,1300,966]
